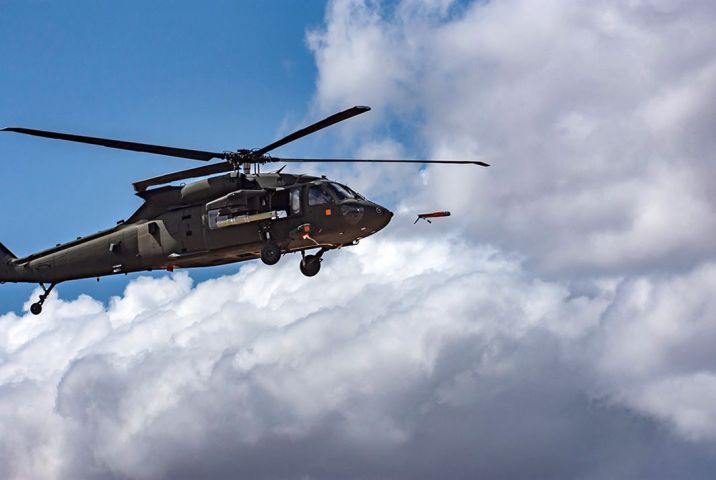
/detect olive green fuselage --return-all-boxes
[0,172,392,284]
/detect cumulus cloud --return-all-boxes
[2,237,716,479]
[308,0,716,275]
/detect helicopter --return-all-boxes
[0,106,488,315]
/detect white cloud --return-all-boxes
[590,262,716,441]
[308,0,716,275]
[2,237,716,478]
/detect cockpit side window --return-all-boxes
[308,185,333,206]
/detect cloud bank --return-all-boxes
[2,238,716,478]
[308,0,716,276]
[3,0,716,478]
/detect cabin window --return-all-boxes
[308,185,333,206]
[291,188,301,214]
[207,210,222,230]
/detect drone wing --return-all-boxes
[414,211,452,224]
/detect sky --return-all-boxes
[2,0,716,478]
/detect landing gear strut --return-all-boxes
[30,282,57,316]
[300,248,328,277]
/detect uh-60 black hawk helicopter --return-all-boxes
[0,106,488,315]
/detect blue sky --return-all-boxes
[0,1,332,310]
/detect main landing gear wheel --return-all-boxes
[30,303,42,315]
[300,255,321,277]
[260,242,281,265]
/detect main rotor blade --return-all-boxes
[133,162,232,192]
[1,127,224,161]
[270,157,490,167]
[253,106,371,157]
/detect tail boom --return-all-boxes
[0,242,18,282]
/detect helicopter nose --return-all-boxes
[371,204,393,231]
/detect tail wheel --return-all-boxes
[30,303,42,316]
[260,242,281,265]
[300,255,321,277]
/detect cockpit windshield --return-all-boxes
[345,185,365,200]
[307,181,365,205]
[326,182,361,201]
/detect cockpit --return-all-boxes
[204,179,382,231]
[306,182,367,225]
